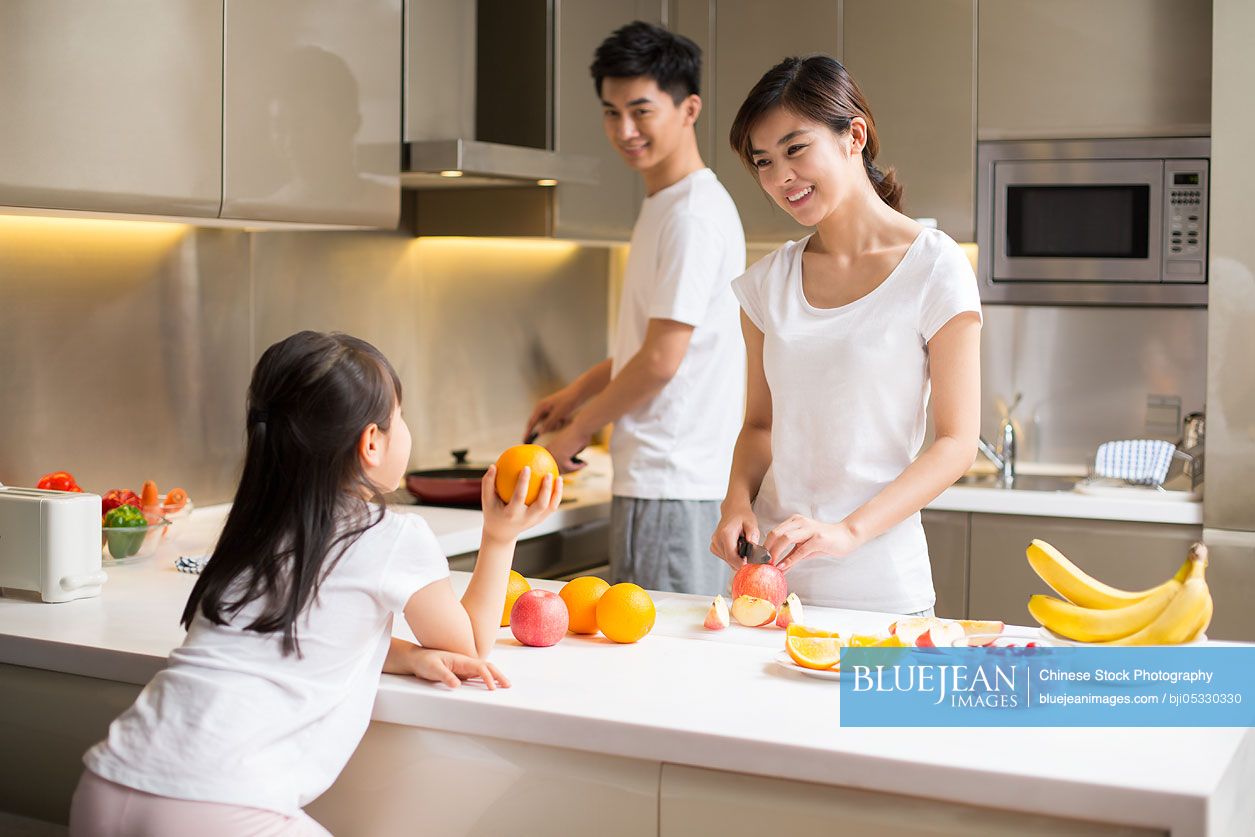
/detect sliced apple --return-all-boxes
[958,619,1005,646]
[775,593,804,628]
[889,616,942,646]
[916,621,966,648]
[703,595,730,630]
[731,594,777,627]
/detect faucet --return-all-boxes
[977,393,1021,486]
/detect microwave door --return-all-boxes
[992,159,1165,282]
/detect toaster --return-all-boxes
[0,486,107,603]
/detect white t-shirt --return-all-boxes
[609,167,746,500]
[732,228,981,613]
[84,509,450,816]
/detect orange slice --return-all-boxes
[786,623,840,640]
[846,633,906,648]
[786,636,843,670]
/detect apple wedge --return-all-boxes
[916,621,966,648]
[775,593,804,628]
[703,595,730,630]
[731,595,777,627]
[958,619,1005,646]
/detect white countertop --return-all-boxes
[928,482,1203,524]
[0,504,1247,836]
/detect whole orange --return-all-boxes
[494,444,560,505]
[559,576,611,634]
[501,570,531,627]
[595,583,656,644]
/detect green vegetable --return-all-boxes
[103,505,148,560]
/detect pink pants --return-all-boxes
[69,770,332,837]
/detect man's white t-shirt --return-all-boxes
[84,510,450,816]
[732,228,981,613]
[610,167,746,500]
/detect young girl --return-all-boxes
[710,56,981,617]
[70,331,561,836]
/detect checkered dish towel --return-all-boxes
[1093,439,1176,486]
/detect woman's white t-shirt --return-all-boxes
[731,228,981,613]
[84,509,449,816]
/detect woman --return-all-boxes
[710,56,981,617]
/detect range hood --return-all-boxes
[403,0,598,189]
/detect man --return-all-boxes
[524,21,745,595]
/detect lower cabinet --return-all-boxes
[968,514,1203,626]
[922,510,969,619]
[658,764,1163,837]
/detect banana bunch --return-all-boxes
[1025,540,1212,644]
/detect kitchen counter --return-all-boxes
[1,506,1250,836]
[929,482,1202,525]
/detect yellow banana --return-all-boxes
[1100,545,1210,646]
[1026,539,1190,609]
[1028,579,1182,642]
[1183,591,1213,642]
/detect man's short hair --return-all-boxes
[590,21,701,103]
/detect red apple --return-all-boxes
[703,595,730,630]
[775,593,804,628]
[889,616,940,645]
[731,595,777,627]
[731,563,788,606]
[510,589,569,647]
[916,622,965,648]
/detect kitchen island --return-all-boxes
[0,500,1249,836]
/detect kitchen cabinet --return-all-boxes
[0,0,400,227]
[552,0,666,241]
[221,0,401,228]
[843,0,976,241]
[922,509,969,619]
[0,0,223,219]
[658,764,1163,836]
[968,513,1203,626]
[977,0,1212,140]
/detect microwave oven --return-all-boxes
[976,137,1209,306]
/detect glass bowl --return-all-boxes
[155,494,194,540]
[102,512,171,564]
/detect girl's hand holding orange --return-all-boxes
[481,464,563,544]
[763,515,861,573]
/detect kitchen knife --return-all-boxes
[737,534,773,565]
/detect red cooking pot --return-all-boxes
[404,449,487,507]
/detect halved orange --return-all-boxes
[786,623,840,640]
[846,633,905,648]
[786,635,843,670]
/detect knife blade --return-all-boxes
[736,534,773,565]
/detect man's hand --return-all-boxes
[524,384,581,440]
[544,423,591,473]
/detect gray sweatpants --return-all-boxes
[609,496,731,597]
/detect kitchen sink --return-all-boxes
[952,473,1083,492]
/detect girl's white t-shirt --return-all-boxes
[84,509,449,816]
[732,228,981,613]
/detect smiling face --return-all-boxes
[747,106,868,227]
[600,76,698,174]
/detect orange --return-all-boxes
[559,576,610,634]
[846,633,904,648]
[495,444,560,505]
[501,570,531,627]
[786,635,843,670]
[786,623,841,640]
[595,583,656,643]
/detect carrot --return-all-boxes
[162,487,188,513]
[140,480,159,510]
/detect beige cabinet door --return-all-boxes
[552,0,665,241]
[978,0,1212,140]
[968,513,1202,626]
[922,509,969,619]
[843,0,976,241]
[220,0,401,228]
[0,0,222,218]
[712,0,841,245]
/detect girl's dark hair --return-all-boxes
[590,20,701,104]
[729,55,903,212]
[181,331,403,656]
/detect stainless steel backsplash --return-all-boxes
[0,219,609,503]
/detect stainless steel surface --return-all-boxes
[952,474,1082,492]
[976,137,1210,306]
[1205,0,1255,536]
[1200,529,1255,641]
[401,139,599,187]
[976,392,1020,485]
[977,305,1207,465]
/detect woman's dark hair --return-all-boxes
[590,20,701,104]
[181,331,403,656]
[729,55,903,212]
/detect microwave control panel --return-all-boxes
[1163,160,1209,283]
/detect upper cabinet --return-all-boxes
[0,0,400,228]
[221,0,401,228]
[0,0,223,218]
[978,0,1212,140]
[843,0,976,242]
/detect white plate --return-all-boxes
[773,651,841,680]
[1040,627,1208,646]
